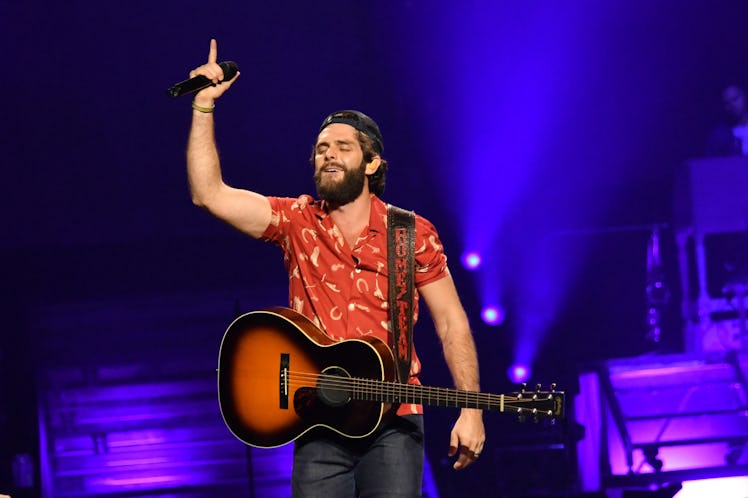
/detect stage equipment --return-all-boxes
[645,225,671,345]
[575,352,748,494]
[673,156,748,353]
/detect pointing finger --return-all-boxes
[208,38,218,64]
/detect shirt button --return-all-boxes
[348,303,355,311]
[355,268,362,273]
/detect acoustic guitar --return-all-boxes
[217,307,564,448]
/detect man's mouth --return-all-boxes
[321,163,344,174]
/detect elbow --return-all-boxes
[191,192,208,208]
[189,183,229,216]
[189,183,219,209]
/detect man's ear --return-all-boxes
[365,157,381,174]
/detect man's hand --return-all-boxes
[448,408,485,470]
[190,39,240,107]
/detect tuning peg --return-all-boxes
[550,383,557,392]
[536,383,542,392]
[521,383,528,393]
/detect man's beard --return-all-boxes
[314,160,367,207]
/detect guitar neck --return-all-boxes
[346,377,562,417]
[356,380,501,410]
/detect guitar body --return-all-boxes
[218,307,399,448]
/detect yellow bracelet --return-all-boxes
[192,101,215,113]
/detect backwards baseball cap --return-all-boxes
[318,110,384,154]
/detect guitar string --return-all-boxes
[284,370,556,409]
[286,378,549,411]
[288,370,548,401]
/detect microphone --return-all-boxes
[166,61,238,98]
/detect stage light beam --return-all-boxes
[461,250,482,270]
[508,363,531,384]
[481,305,505,326]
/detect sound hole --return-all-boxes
[317,366,352,407]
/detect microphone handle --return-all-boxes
[166,75,214,98]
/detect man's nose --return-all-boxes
[324,146,338,159]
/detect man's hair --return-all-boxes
[358,132,387,197]
[319,110,383,154]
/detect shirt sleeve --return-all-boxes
[414,214,449,288]
[260,194,316,244]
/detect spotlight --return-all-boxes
[461,251,482,270]
[507,363,531,384]
[481,305,505,326]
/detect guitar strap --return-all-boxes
[387,204,416,384]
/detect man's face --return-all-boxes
[313,123,367,206]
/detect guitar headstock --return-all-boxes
[507,383,565,422]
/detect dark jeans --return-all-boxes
[292,414,425,498]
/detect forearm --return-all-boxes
[186,108,224,207]
[439,310,485,470]
[440,321,480,392]
[419,277,481,392]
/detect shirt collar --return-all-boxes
[313,195,386,234]
[368,195,387,233]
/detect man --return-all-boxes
[186,39,485,497]
[705,84,748,156]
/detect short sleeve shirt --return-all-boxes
[260,194,449,415]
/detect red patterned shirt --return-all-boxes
[261,194,449,415]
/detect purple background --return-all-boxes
[3,0,748,496]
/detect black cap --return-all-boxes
[319,110,384,154]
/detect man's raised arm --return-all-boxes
[186,39,272,239]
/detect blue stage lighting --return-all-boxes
[480,305,505,326]
[508,363,531,384]
[461,251,482,270]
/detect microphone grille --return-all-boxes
[219,61,238,81]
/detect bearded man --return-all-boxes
[185,39,485,498]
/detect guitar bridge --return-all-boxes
[280,353,289,409]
